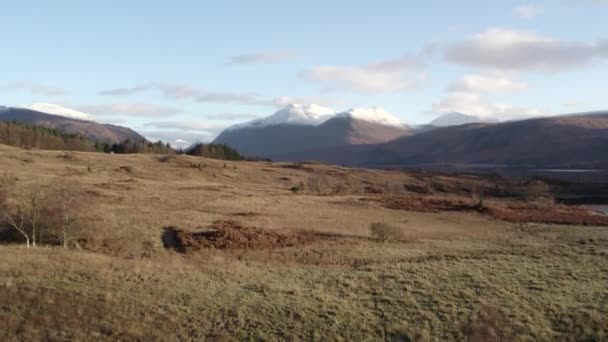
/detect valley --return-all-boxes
[1,144,607,340]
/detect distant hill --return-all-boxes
[0,107,144,143]
[429,112,489,127]
[254,111,608,169]
[360,111,608,168]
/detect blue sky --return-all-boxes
[1,0,607,145]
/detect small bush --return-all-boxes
[157,155,174,163]
[472,187,486,211]
[290,182,305,194]
[369,223,404,242]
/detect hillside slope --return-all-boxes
[275,111,608,168]
[0,108,144,143]
[364,112,608,168]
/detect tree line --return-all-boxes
[185,143,243,161]
[0,121,251,161]
[0,121,97,152]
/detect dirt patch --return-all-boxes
[373,195,476,213]
[485,204,608,226]
[118,166,134,173]
[231,211,260,217]
[372,195,608,226]
[162,220,330,252]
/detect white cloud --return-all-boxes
[432,91,548,120]
[514,5,543,19]
[74,103,181,117]
[433,72,545,120]
[447,73,528,93]
[225,50,298,65]
[444,28,608,72]
[0,82,67,96]
[304,55,426,93]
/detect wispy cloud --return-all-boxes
[98,85,150,96]
[98,83,271,106]
[205,112,260,120]
[195,91,269,106]
[74,103,181,117]
[304,55,426,93]
[0,82,67,96]
[225,50,298,66]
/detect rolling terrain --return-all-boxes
[0,144,607,340]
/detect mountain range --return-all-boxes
[215,105,608,169]
[2,102,607,169]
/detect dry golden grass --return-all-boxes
[0,146,607,340]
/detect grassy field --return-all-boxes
[1,145,607,341]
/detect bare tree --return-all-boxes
[25,187,46,247]
[0,189,31,247]
[55,187,78,248]
[0,182,49,247]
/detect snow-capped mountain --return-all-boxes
[213,104,410,160]
[17,103,96,122]
[227,104,405,132]
[335,107,404,127]
[227,104,336,131]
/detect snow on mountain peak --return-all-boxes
[336,107,404,127]
[18,103,96,122]
[227,104,336,130]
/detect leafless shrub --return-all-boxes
[369,223,404,242]
[290,182,305,194]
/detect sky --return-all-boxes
[1,0,607,146]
